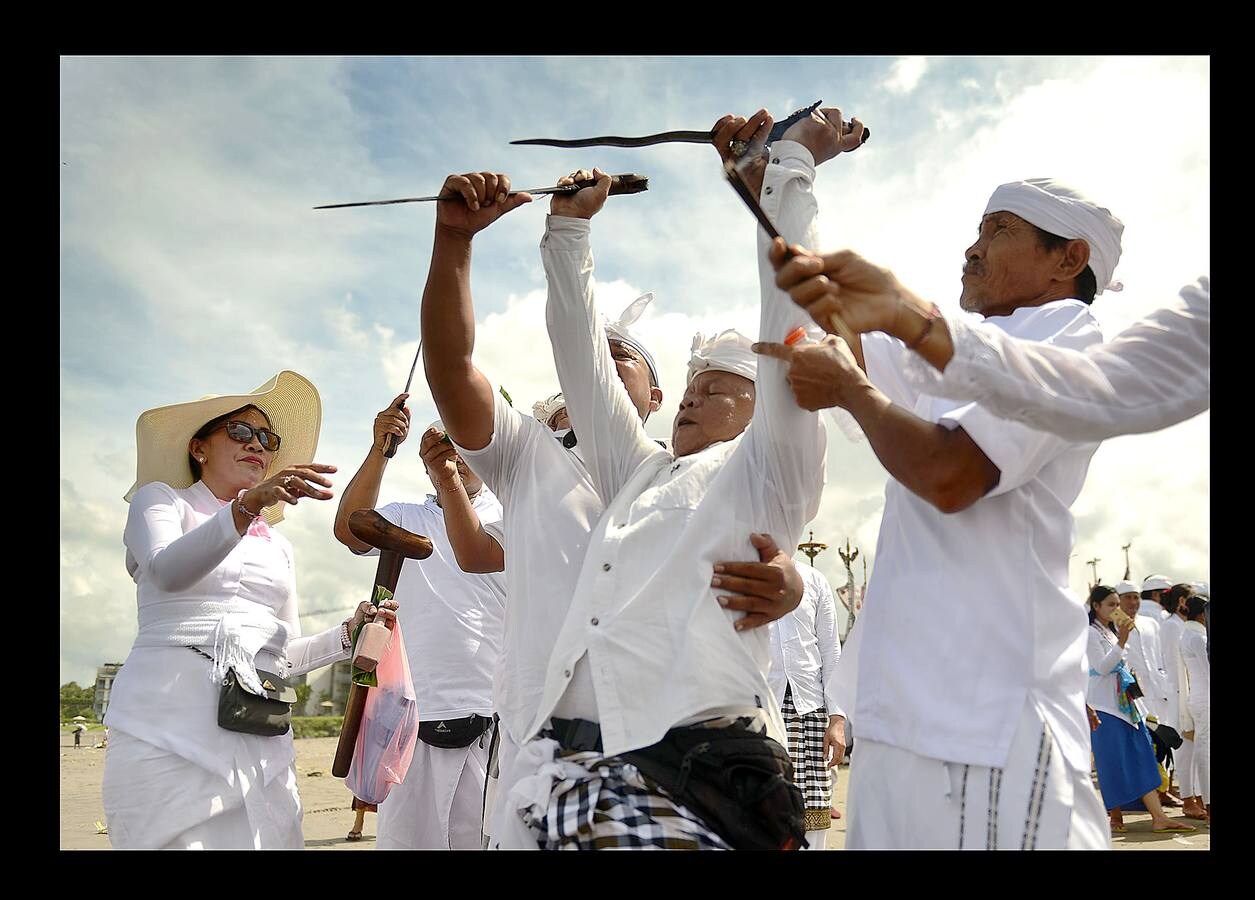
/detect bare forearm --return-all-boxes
[436,481,504,573]
[841,383,998,513]
[333,448,388,553]
[420,226,495,448]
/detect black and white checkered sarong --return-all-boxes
[783,686,832,831]
[522,750,731,850]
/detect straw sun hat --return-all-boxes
[123,370,322,526]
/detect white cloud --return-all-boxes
[884,57,929,95]
[59,56,1209,685]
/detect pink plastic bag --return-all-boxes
[344,620,419,805]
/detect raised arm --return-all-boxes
[421,172,532,451]
[732,107,865,518]
[418,426,504,573]
[333,393,412,554]
[541,168,661,503]
[773,250,1210,441]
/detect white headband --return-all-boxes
[603,292,660,386]
[532,392,567,427]
[687,329,757,384]
[984,178,1125,296]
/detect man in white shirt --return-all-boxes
[1144,574,1175,623]
[757,246,1209,443]
[333,400,506,849]
[768,560,845,849]
[1115,579,1177,805]
[417,163,809,849]
[497,107,861,850]
[1158,581,1207,820]
[759,177,1125,849]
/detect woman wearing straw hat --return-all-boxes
[102,370,396,849]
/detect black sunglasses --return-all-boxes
[212,420,282,452]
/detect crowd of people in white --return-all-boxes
[100,104,1209,850]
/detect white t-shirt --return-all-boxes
[362,493,506,720]
[454,398,605,743]
[835,300,1102,773]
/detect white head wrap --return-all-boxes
[1142,574,1173,593]
[531,392,567,427]
[603,292,660,387]
[1190,581,1209,599]
[1114,580,1139,596]
[687,329,757,385]
[983,178,1125,296]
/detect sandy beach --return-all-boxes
[60,731,1208,850]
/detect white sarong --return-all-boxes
[102,728,303,849]
[846,701,1109,849]
[377,738,490,849]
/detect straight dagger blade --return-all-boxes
[316,182,600,210]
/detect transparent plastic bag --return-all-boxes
[344,620,419,805]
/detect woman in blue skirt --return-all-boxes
[1087,585,1195,835]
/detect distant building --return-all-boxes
[93,663,124,719]
[305,660,354,716]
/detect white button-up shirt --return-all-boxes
[768,561,844,717]
[528,141,827,757]
[360,493,506,720]
[835,300,1103,773]
[902,277,1209,441]
[1158,614,1186,730]
[454,396,605,743]
[1126,613,1170,722]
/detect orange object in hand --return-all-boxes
[784,326,808,346]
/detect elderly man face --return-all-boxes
[672,369,756,458]
[1119,591,1141,619]
[960,211,1083,317]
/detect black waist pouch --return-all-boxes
[622,721,807,850]
[418,714,493,749]
[218,667,296,737]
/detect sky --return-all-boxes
[59,55,1210,686]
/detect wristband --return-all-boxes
[340,620,353,651]
[904,303,943,350]
[235,490,263,520]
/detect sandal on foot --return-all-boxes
[1110,823,1126,833]
[1152,822,1196,833]
[346,831,363,841]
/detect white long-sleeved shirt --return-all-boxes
[1086,623,1134,726]
[1179,622,1209,711]
[107,480,348,782]
[529,141,828,756]
[834,301,1102,774]
[768,561,844,717]
[902,278,1209,441]
[1159,614,1185,730]
[1126,614,1170,722]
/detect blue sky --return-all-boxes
[60,56,1209,686]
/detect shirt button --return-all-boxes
[602,563,612,571]
[563,669,571,678]
[764,186,773,195]
[772,157,780,164]
[591,617,599,626]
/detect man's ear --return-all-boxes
[649,386,663,412]
[1057,239,1091,281]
